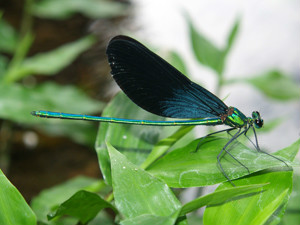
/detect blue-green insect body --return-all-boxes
[31,35,287,186]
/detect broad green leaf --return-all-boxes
[32,0,128,20]
[95,92,176,185]
[48,190,116,224]
[147,137,293,187]
[179,183,268,216]
[203,138,300,225]
[0,169,36,225]
[120,210,182,225]
[4,35,96,82]
[31,176,101,225]
[229,70,300,101]
[107,142,181,218]
[0,19,18,53]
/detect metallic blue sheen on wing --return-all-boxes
[106,35,228,119]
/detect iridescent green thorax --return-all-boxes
[222,107,248,128]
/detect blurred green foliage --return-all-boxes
[32,0,129,20]
[0,0,129,145]
[0,2,300,224]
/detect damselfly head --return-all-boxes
[252,111,263,128]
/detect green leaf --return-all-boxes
[180,183,268,216]
[32,0,128,20]
[147,137,293,187]
[188,18,224,75]
[48,190,116,224]
[225,18,240,54]
[107,142,181,218]
[204,171,291,225]
[0,169,36,225]
[5,31,34,80]
[246,70,300,100]
[141,126,194,169]
[203,138,300,225]
[95,92,176,185]
[0,19,18,53]
[0,54,8,76]
[120,210,181,225]
[4,35,96,82]
[278,174,300,225]
[31,176,101,224]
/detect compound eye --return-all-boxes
[255,119,263,128]
[252,111,259,119]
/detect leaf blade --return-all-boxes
[107,142,181,218]
[0,170,37,225]
[147,137,293,187]
[203,138,300,225]
[48,190,116,223]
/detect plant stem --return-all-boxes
[4,0,34,83]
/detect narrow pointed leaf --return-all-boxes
[225,18,240,54]
[0,170,36,225]
[188,18,224,75]
[141,126,194,169]
[31,176,100,224]
[5,35,96,82]
[95,92,176,185]
[107,142,181,218]
[180,183,268,216]
[48,190,116,223]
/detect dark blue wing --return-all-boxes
[106,35,228,118]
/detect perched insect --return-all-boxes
[32,35,287,184]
